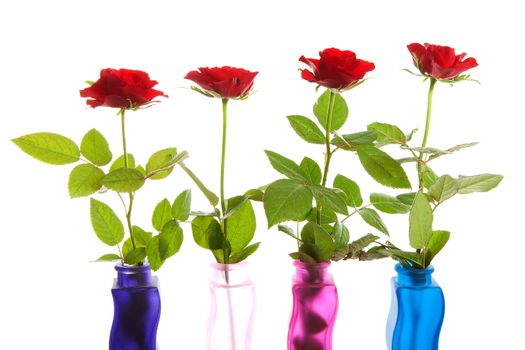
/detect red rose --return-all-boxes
[80,68,166,109]
[407,43,478,80]
[185,66,258,99]
[299,48,375,90]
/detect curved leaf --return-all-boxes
[357,145,411,189]
[80,128,112,166]
[263,179,313,227]
[68,164,104,198]
[12,132,80,165]
[287,115,325,144]
[90,198,124,246]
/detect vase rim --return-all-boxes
[115,262,152,272]
[394,263,434,274]
[293,260,331,269]
[211,260,249,271]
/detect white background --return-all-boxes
[0,0,522,349]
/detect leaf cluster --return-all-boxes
[13,129,189,270]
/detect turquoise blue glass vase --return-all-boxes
[386,263,445,350]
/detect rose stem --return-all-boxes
[119,108,137,250]
[417,78,437,190]
[316,90,337,224]
[220,98,237,350]
[416,78,437,257]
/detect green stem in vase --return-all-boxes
[220,98,229,265]
[316,90,337,224]
[119,108,137,250]
[417,78,437,190]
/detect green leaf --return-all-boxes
[333,221,350,251]
[90,198,124,246]
[110,154,135,172]
[313,90,348,131]
[263,179,313,227]
[307,207,337,224]
[145,147,178,180]
[289,251,317,264]
[457,174,503,194]
[12,132,80,165]
[428,175,458,203]
[367,122,406,145]
[68,164,105,198]
[102,168,145,192]
[347,234,380,255]
[309,185,348,215]
[333,175,363,207]
[133,226,153,246]
[428,142,479,161]
[152,198,173,231]
[223,196,249,220]
[331,131,377,150]
[264,150,307,181]
[287,115,325,144]
[80,128,112,166]
[146,220,184,271]
[94,253,121,262]
[370,193,410,214]
[447,142,479,153]
[384,249,424,268]
[299,157,322,185]
[425,230,451,266]
[159,220,184,259]
[135,165,146,176]
[406,128,418,142]
[300,222,335,262]
[226,198,256,252]
[172,189,192,221]
[244,188,264,201]
[179,162,219,206]
[422,165,438,189]
[230,242,260,263]
[357,145,411,189]
[358,208,389,235]
[124,247,146,265]
[146,236,163,271]
[409,191,433,249]
[278,224,300,240]
[396,192,417,206]
[122,226,153,256]
[191,216,223,250]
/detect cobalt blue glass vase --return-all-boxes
[386,263,445,350]
[110,263,161,350]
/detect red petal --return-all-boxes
[300,69,317,83]
[299,56,320,73]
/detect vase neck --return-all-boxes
[293,261,333,284]
[115,263,152,288]
[210,261,251,286]
[395,263,434,286]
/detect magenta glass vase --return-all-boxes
[208,261,255,350]
[288,261,338,350]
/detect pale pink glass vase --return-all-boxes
[288,261,339,350]
[208,261,255,350]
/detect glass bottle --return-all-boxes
[208,261,255,350]
[288,261,338,350]
[110,263,160,350]
[386,263,445,350]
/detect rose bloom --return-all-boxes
[299,48,375,90]
[185,66,258,99]
[80,68,166,109]
[407,43,478,80]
